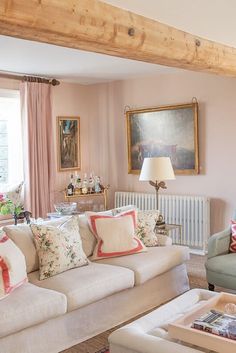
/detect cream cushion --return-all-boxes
[3,216,72,274]
[97,245,189,285]
[87,210,146,260]
[3,224,38,273]
[77,208,135,257]
[29,262,134,312]
[77,214,96,257]
[0,282,67,338]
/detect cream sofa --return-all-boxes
[0,215,190,353]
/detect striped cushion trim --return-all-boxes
[0,233,28,296]
[0,257,10,293]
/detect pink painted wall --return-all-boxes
[84,72,236,234]
[1,71,236,234]
[51,82,91,203]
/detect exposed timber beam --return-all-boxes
[1,0,236,77]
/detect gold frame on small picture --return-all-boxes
[126,102,199,175]
[57,116,81,172]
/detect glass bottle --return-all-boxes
[82,173,88,194]
[88,172,95,194]
[75,174,82,195]
[94,176,101,193]
[67,174,74,196]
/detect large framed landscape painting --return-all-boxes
[57,116,81,171]
[126,102,199,175]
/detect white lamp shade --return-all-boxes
[139,157,175,181]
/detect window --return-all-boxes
[0,89,23,186]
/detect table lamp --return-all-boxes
[139,157,175,225]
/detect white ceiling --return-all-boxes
[0,35,178,85]
[1,0,236,84]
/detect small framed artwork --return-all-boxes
[126,102,199,175]
[57,116,81,171]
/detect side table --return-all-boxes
[155,223,182,244]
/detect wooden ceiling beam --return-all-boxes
[1,0,236,77]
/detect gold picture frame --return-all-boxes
[126,102,199,175]
[57,116,81,172]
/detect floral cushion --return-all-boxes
[136,210,160,246]
[31,216,89,280]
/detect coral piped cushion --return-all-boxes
[87,210,146,260]
[230,220,236,252]
[0,229,28,299]
[31,216,89,280]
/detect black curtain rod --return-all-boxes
[0,72,60,86]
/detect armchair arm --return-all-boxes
[208,227,231,259]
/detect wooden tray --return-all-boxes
[169,292,236,353]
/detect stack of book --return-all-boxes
[192,309,236,340]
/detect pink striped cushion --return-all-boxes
[87,210,146,260]
[230,221,236,253]
[0,230,27,299]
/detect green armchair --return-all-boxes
[205,219,236,291]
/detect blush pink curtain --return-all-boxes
[20,82,55,218]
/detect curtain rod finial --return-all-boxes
[51,79,60,86]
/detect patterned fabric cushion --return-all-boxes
[135,210,160,246]
[87,210,146,260]
[31,217,89,280]
[230,220,236,252]
[0,229,28,299]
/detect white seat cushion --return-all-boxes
[96,245,189,285]
[29,262,134,312]
[0,282,67,338]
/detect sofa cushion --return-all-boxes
[77,207,136,257]
[3,216,72,273]
[77,214,97,257]
[0,282,67,338]
[0,230,28,299]
[31,217,89,280]
[136,210,159,246]
[3,224,39,273]
[96,245,189,285]
[87,210,146,260]
[28,262,134,312]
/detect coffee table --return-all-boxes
[109,289,222,353]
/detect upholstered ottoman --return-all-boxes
[109,289,218,353]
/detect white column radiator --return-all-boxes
[115,191,210,253]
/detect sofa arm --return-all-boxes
[208,227,231,259]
